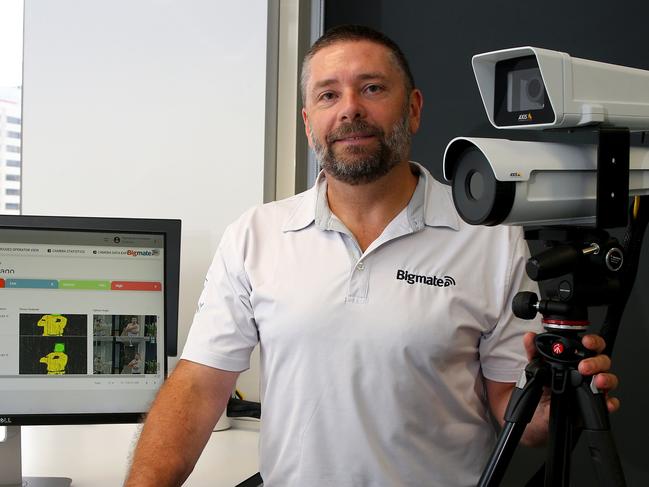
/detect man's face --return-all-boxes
[302,40,422,185]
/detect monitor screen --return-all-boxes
[0,215,181,425]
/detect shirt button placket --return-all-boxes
[348,259,369,302]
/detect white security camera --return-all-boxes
[443,137,649,226]
[472,46,649,130]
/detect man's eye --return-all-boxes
[319,92,336,102]
[365,84,384,94]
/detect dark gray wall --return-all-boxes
[325,2,649,486]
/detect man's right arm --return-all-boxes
[124,359,239,487]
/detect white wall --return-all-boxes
[20,0,274,395]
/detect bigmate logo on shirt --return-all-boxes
[396,269,456,287]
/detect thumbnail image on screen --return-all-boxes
[93,314,159,375]
[19,313,88,375]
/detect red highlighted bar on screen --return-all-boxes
[0,279,4,288]
[111,281,162,291]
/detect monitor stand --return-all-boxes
[0,426,71,487]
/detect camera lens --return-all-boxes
[450,145,515,226]
[467,170,484,200]
[526,77,543,101]
[507,66,545,112]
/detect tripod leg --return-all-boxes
[573,371,627,486]
[545,389,573,486]
[479,421,529,487]
[478,359,548,487]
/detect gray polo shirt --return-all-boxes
[182,162,542,486]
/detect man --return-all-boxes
[123,352,143,375]
[121,316,141,336]
[125,25,618,486]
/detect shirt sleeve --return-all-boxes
[479,228,544,383]
[180,223,259,372]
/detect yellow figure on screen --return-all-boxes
[39,343,68,375]
[37,314,68,336]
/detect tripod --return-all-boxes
[478,227,627,487]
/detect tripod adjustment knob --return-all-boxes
[525,245,580,281]
[512,291,538,320]
[605,247,624,272]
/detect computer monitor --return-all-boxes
[0,215,181,486]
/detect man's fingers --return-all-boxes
[593,372,619,392]
[578,334,611,376]
[607,396,621,413]
[578,354,612,376]
[582,334,606,354]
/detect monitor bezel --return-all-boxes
[0,214,181,425]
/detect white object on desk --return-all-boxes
[214,411,232,432]
[19,421,259,486]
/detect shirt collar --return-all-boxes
[410,161,461,231]
[281,162,461,232]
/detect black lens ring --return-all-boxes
[451,146,515,226]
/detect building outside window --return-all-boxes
[0,0,24,215]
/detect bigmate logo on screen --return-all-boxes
[396,269,456,287]
[126,249,159,257]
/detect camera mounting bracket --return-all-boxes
[596,128,630,228]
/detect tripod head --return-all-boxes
[513,227,624,333]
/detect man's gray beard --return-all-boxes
[312,114,411,186]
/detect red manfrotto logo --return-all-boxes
[552,342,564,355]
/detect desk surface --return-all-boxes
[21,420,260,486]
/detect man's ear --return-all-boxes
[408,89,424,134]
[302,108,314,148]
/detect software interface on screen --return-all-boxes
[0,228,166,416]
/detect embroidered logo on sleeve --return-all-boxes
[396,269,456,287]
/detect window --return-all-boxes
[0,0,24,214]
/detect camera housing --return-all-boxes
[472,46,649,130]
[443,137,649,226]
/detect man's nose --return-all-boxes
[339,90,366,122]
